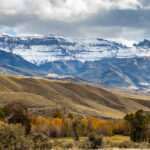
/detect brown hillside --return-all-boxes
[0,75,150,119]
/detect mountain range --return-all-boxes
[0,33,150,92]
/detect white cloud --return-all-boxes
[0,0,149,46]
[0,0,142,21]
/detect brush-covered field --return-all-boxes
[50,135,150,149]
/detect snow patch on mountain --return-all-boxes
[0,34,150,65]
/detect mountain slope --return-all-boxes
[0,50,47,76]
[0,50,38,69]
[1,34,150,91]
[0,75,149,119]
[0,65,47,77]
[1,33,150,65]
[0,34,127,65]
[39,57,150,90]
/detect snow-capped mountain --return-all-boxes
[0,33,148,65]
[1,33,150,92]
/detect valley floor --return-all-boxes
[51,135,150,150]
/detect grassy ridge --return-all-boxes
[0,75,149,119]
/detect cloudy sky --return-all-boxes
[0,0,150,46]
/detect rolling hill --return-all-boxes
[0,75,149,119]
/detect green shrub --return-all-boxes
[0,124,52,150]
[110,141,150,149]
[79,132,103,149]
[78,140,92,149]
[0,124,32,150]
[52,110,63,119]
[52,140,74,149]
[4,101,31,134]
[68,113,73,119]
[118,141,135,148]
[52,140,62,147]
[60,141,74,149]
[88,132,103,149]
[32,133,52,149]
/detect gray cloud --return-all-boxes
[85,9,150,28]
[0,0,150,46]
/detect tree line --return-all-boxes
[0,101,150,143]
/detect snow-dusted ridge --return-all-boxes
[0,33,150,65]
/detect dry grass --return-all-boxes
[51,136,150,150]
[104,135,130,143]
[0,75,150,118]
[51,135,129,143]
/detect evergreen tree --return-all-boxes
[124,109,148,142]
